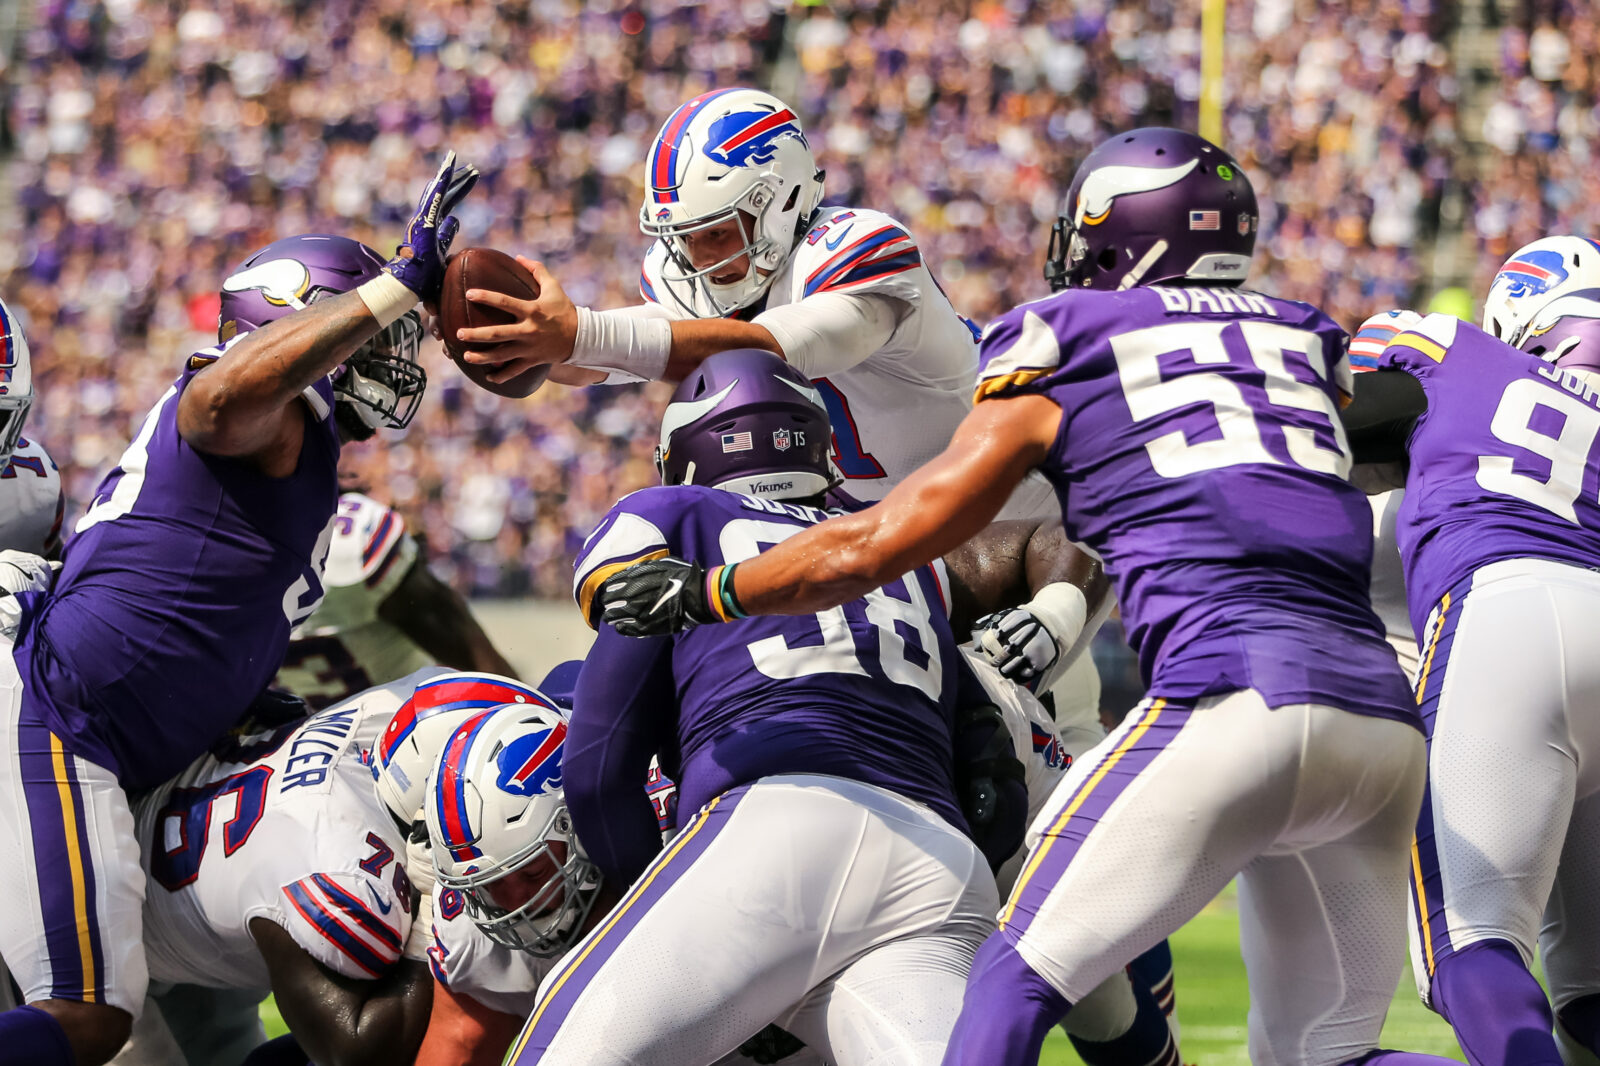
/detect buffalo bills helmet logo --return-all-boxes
[495,721,567,797]
[656,208,673,222]
[703,108,807,168]
[1497,249,1570,298]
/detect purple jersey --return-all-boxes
[976,285,1414,724]
[15,355,340,789]
[1378,313,1600,634]
[573,485,965,827]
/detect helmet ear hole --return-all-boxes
[783,186,801,212]
[1097,248,1119,272]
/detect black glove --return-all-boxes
[952,701,1029,871]
[599,556,723,636]
[737,1024,807,1065]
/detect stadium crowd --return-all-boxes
[0,0,1485,599]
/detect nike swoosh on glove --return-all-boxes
[600,557,720,637]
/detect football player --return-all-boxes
[598,129,1460,1066]
[128,668,453,1066]
[1338,236,1600,1066]
[0,297,64,560]
[277,490,518,709]
[0,153,477,1066]
[440,87,1103,728]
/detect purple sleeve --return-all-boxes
[566,626,677,887]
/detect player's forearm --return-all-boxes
[179,282,413,453]
[730,471,990,617]
[414,980,523,1066]
[386,563,518,677]
[318,960,433,1066]
[663,319,782,382]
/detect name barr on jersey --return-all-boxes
[281,704,361,792]
[1150,286,1279,317]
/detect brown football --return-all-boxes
[437,247,551,398]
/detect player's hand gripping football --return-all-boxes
[599,556,743,636]
[384,150,480,302]
[455,259,580,384]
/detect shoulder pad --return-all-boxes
[572,490,679,626]
[792,207,922,301]
[323,493,416,591]
[279,869,407,980]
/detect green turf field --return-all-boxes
[262,886,1471,1062]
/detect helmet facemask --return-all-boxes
[331,309,426,441]
[0,393,30,469]
[646,184,790,318]
[437,802,601,957]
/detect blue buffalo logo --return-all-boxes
[495,721,567,798]
[703,108,807,168]
[1031,724,1069,770]
[1498,249,1569,298]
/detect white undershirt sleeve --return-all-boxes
[755,292,903,378]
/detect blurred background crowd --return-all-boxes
[0,0,1575,647]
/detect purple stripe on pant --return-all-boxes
[1410,579,1469,981]
[510,784,751,1064]
[1001,699,1191,942]
[16,718,93,1001]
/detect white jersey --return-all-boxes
[1369,490,1419,680]
[643,205,1053,518]
[277,493,433,708]
[132,670,445,989]
[0,436,63,555]
[428,882,554,1018]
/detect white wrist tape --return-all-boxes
[357,273,420,329]
[1025,582,1090,652]
[568,306,672,383]
[402,887,434,962]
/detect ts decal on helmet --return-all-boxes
[1074,159,1198,226]
[221,258,316,309]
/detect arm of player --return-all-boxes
[179,153,476,469]
[250,917,432,1066]
[379,558,518,678]
[413,979,525,1066]
[1339,368,1427,490]
[457,260,782,385]
[564,626,676,886]
[599,394,1062,636]
[946,522,1112,689]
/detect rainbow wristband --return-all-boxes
[706,563,748,622]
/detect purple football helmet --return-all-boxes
[218,234,425,438]
[655,349,834,500]
[1045,127,1258,293]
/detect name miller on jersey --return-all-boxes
[281,704,360,792]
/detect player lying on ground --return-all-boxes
[0,152,477,1066]
[598,128,1463,1066]
[1340,236,1600,1066]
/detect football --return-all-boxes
[437,247,551,398]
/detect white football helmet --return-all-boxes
[0,297,34,469]
[639,87,825,317]
[372,672,554,826]
[425,703,601,956]
[1483,236,1600,365]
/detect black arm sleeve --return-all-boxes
[1341,369,1428,466]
